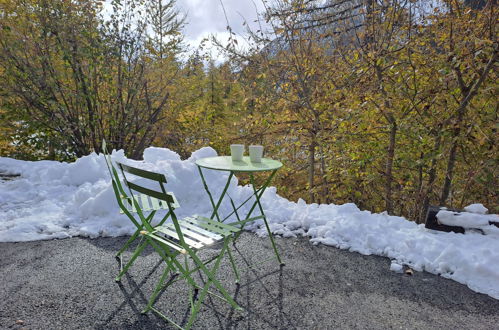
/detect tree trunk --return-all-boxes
[375,63,397,215]
[319,143,329,204]
[420,131,442,223]
[439,137,459,205]
[385,118,397,214]
[412,151,424,221]
[308,131,316,204]
[440,46,498,204]
[47,141,55,160]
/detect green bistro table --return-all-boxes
[195,156,284,266]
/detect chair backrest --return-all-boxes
[117,163,175,205]
[117,162,186,244]
[101,139,148,230]
[102,139,127,197]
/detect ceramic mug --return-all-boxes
[230,144,244,161]
[249,145,264,163]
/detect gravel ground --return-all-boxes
[1,232,498,330]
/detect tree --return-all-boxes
[436,0,497,205]
[0,0,184,159]
[147,0,184,59]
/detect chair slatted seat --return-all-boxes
[152,217,228,250]
[184,216,239,235]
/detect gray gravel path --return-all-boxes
[1,233,498,330]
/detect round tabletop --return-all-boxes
[195,156,282,172]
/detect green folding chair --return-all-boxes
[116,162,243,329]
[101,140,180,281]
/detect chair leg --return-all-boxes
[115,230,140,258]
[115,211,156,258]
[156,211,171,226]
[144,238,242,329]
[142,262,174,314]
[186,238,238,329]
[226,246,240,284]
[188,238,242,311]
[149,240,198,289]
[116,239,147,282]
[115,212,162,278]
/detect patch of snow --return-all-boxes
[390,261,404,273]
[143,147,181,163]
[464,203,488,214]
[0,147,498,301]
[437,210,498,228]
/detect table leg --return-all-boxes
[249,171,284,265]
[231,170,275,240]
[197,166,233,222]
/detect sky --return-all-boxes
[175,0,267,59]
[100,0,269,61]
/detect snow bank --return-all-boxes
[0,147,498,300]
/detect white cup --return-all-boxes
[249,145,264,163]
[230,144,244,161]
